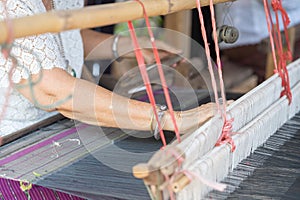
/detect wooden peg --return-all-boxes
[171,173,191,193]
[133,163,151,179]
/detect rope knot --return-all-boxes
[271,0,290,25]
[280,83,292,104]
[283,51,292,62]
[216,118,236,152]
[271,0,281,11]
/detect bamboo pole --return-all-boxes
[0,0,234,44]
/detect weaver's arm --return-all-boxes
[80,29,181,63]
[16,67,216,133]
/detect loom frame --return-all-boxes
[133,59,300,199]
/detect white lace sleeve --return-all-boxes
[0,1,66,87]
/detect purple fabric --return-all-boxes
[0,178,14,199]
[0,124,88,199]
[56,190,73,200]
[0,124,87,166]
[28,185,43,200]
[39,186,57,200]
[11,179,30,200]
[72,195,86,200]
[0,178,85,200]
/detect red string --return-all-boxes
[195,0,220,111]
[127,21,167,147]
[209,0,235,151]
[264,0,279,73]
[264,0,292,104]
[196,0,235,151]
[162,149,185,200]
[272,0,292,60]
[134,0,181,143]
[215,118,236,152]
[162,173,176,200]
[209,0,227,114]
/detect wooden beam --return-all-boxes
[265,27,296,79]
[164,10,192,58]
[0,0,234,43]
[0,114,64,146]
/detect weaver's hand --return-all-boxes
[118,36,182,64]
[176,102,217,134]
[164,100,234,134]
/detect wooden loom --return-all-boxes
[0,0,300,199]
[133,59,300,199]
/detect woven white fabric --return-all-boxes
[0,0,84,136]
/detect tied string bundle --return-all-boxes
[263,0,292,104]
[195,0,235,151]
[127,0,181,147]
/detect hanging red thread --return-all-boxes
[263,0,279,73]
[195,0,220,111]
[134,0,181,143]
[196,0,235,151]
[264,0,292,104]
[127,21,167,147]
[272,0,292,61]
[209,0,235,150]
[272,0,292,103]
[127,0,182,146]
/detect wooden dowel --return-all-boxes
[133,163,152,179]
[171,173,191,193]
[133,163,164,186]
[0,0,234,43]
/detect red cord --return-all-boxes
[127,21,167,147]
[134,0,181,143]
[195,0,220,110]
[196,0,235,151]
[272,0,292,61]
[209,0,235,151]
[264,0,292,104]
[264,0,279,72]
[127,0,183,146]
[215,118,236,152]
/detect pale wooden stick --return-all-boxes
[0,0,234,43]
[172,173,191,193]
